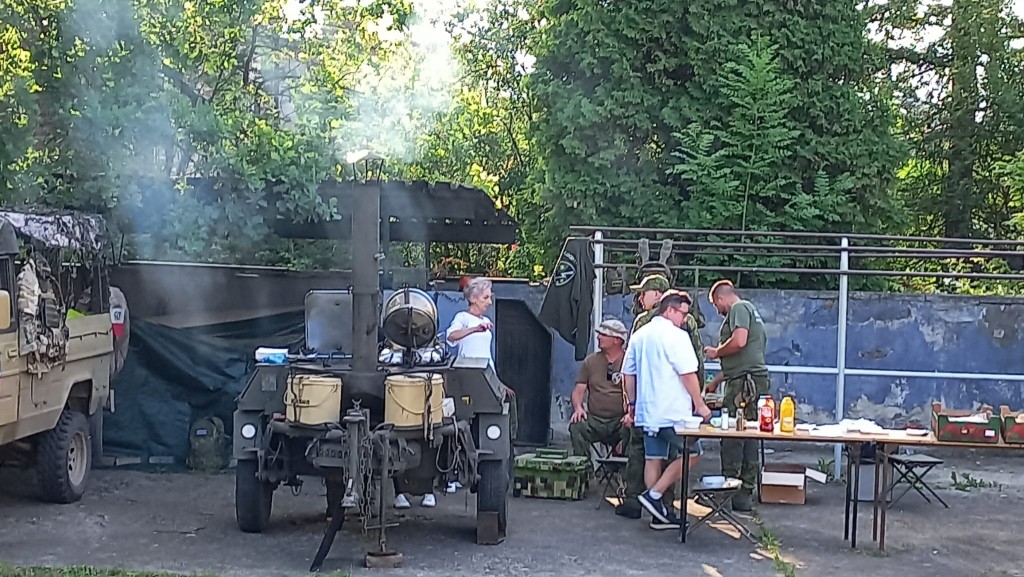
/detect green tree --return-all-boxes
[528,0,906,282]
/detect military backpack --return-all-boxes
[187,416,229,471]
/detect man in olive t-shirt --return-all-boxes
[569,320,630,461]
[704,280,769,511]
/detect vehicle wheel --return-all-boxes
[236,459,273,533]
[36,410,91,504]
[476,459,508,533]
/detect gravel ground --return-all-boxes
[1,445,1022,577]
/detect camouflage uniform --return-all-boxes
[618,276,705,517]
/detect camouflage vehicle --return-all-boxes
[0,210,118,504]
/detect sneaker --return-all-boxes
[637,491,671,524]
[649,512,682,531]
[420,493,437,508]
[393,494,411,509]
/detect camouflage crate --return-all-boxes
[513,448,590,500]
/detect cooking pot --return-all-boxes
[381,288,439,349]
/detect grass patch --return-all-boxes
[950,471,1001,492]
[751,512,798,577]
[0,567,348,577]
[0,567,213,577]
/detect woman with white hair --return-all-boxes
[393,277,517,510]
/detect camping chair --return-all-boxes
[687,477,758,543]
[887,453,949,508]
[592,442,628,509]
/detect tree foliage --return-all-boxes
[3,0,1024,294]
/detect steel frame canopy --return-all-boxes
[569,225,1024,473]
[272,180,519,245]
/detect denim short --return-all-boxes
[642,427,704,460]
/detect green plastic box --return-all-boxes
[513,448,590,500]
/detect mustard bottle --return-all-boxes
[780,395,796,434]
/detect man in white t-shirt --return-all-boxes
[622,291,711,529]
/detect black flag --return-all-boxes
[538,238,595,361]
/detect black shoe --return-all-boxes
[732,490,754,512]
[637,491,671,523]
[615,502,642,519]
[649,511,682,530]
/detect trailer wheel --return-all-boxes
[236,459,273,533]
[476,459,508,533]
[36,410,91,504]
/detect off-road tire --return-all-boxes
[36,409,92,504]
[476,459,508,533]
[236,459,273,533]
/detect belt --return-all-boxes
[724,372,765,410]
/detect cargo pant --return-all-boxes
[721,372,771,493]
[569,415,628,462]
[623,426,676,508]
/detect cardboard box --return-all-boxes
[759,463,829,505]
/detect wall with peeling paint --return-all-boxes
[110,263,1024,439]
[543,288,1024,434]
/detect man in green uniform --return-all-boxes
[704,280,769,512]
[616,274,705,519]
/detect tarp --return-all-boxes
[103,310,305,464]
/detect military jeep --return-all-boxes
[0,210,117,503]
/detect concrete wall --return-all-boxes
[112,263,1024,435]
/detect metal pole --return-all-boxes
[592,231,604,353]
[834,237,850,477]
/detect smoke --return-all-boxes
[284,0,469,166]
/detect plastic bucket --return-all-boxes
[384,373,445,429]
[284,374,342,425]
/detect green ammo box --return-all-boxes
[513,448,590,501]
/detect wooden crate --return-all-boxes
[931,402,1001,445]
[1000,405,1024,445]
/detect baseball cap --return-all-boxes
[629,274,670,293]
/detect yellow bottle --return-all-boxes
[780,396,796,434]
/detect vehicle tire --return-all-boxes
[236,459,273,533]
[36,409,92,504]
[476,459,508,533]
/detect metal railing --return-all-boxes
[572,226,1024,471]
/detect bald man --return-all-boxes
[704,280,769,512]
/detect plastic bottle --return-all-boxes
[720,407,730,430]
[780,396,796,433]
[758,395,775,433]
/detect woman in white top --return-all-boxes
[393,278,517,510]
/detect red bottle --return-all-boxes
[758,395,775,433]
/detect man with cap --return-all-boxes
[704,279,769,511]
[568,319,630,462]
[614,275,706,519]
[630,276,705,384]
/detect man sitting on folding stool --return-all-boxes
[569,319,631,464]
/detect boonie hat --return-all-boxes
[630,274,670,293]
[596,319,629,342]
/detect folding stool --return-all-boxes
[687,477,758,543]
[887,453,949,508]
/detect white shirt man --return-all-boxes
[622,291,711,528]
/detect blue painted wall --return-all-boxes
[438,284,1024,433]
